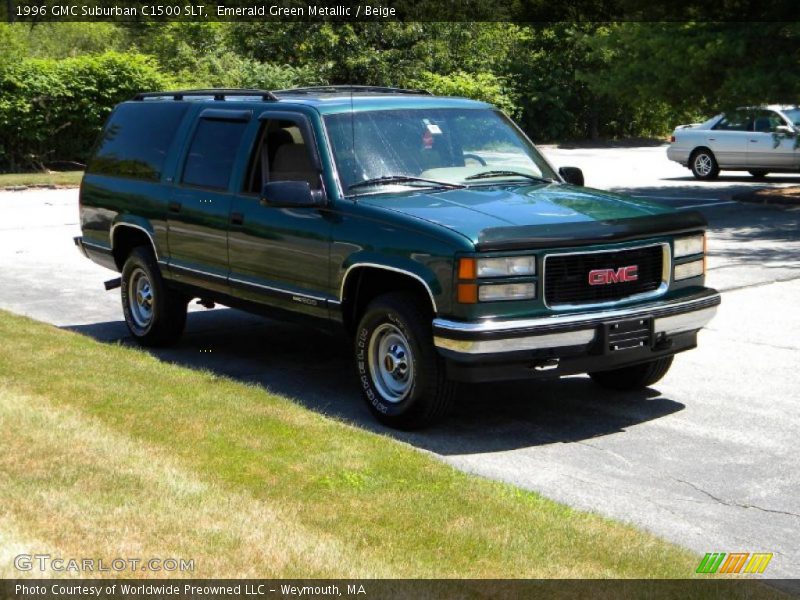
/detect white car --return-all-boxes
[667,105,800,180]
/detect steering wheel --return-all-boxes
[463,153,487,166]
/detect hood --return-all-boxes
[358,183,705,250]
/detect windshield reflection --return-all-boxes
[324,108,557,195]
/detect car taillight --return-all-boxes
[669,135,676,143]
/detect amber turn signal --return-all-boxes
[457,283,478,304]
[458,258,476,280]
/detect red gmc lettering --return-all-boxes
[588,265,639,285]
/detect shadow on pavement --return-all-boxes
[65,307,685,455]
[659,174,800,184]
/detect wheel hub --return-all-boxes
[368,323,415,403]
[128,267,154,329]
[695,154,712,176]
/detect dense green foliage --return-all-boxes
[581,23,800,115]
[0,21,797,171]
[0,51,166,170]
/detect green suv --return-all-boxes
[75,86,720,429]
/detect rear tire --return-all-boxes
[354,292,455,429]
[690,149,720,180]
[121,246,187,347]
[589,356,674,391]
[749,170,769,178]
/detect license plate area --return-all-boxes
[603,317,654,352]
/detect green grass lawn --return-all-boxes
[0,171,83,188]
[0,310,784,591]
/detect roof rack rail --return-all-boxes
[133,89,279,102]
[272,85,432,96]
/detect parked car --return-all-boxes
[667,105,800,180]
[75,86,720,429]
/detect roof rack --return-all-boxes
[133,89,278,102]
[272,85,432,96]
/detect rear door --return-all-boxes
[167,108,251,293]
[746,109,796,169]
[706,110,750,167]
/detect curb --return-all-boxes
[732,189,800,206]
[1,184,79,192]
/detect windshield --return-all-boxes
[782,107,800,126]
[323,108,558,195]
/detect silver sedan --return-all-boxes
[667,105,800,180]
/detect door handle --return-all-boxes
[230,212,244,226]
[168,201,182,213]
[750,139,758,143]
[707,138,716,141]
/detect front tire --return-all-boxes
[355,292,455,429]
[589,356,674,391]
[121,246,187,347]
[690,149,720,180]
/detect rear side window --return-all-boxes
[712,111,750,131]
[182,119,249,190]
[88,102,189,181]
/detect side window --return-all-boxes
[244,118,320,194]
[88,102,188,181]
[713,111,750,131]
[751,110,785,133]
[182,118,248,190]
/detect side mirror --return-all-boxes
[558,166,584,186]
[775,125,796,136]
[260,181,324,208]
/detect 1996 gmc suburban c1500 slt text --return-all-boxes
[74,86,721,429]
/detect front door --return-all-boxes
[227,112,333,318]
[746,109,797,169]
[167,108,251,293]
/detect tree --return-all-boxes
[581,23,800,118]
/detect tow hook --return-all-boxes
[103,278,121,291]
[532,358,560,372]
[653,334,674,351]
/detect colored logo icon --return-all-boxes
[696,552,773,574]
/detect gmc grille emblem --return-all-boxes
[588,265,639,286]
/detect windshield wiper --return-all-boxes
[465,170,554,183]
[348,175,465,192]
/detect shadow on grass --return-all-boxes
[65,307,684,456]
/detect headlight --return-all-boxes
[674,234,705,258]
[457,256,537,303]
[478,283,536,302]
[476,256,536,278]
[674,259,704,281]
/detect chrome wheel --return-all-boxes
[368,323,414,403]
[693,153,713,177]
[128,267,154,329]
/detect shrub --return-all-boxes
[0,52,167,171]
[411,71,518,117]
[171,51,324,90]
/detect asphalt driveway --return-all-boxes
[1,144,798,579]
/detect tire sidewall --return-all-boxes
[355,301,427,420]
[121,248,164,340]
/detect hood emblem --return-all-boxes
[588,266,639,286]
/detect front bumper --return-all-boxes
[433,289,720,382]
